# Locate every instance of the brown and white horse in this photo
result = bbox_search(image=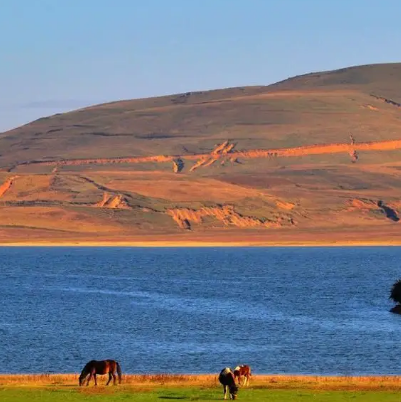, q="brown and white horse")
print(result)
[233,365,251,386]
[218,367,238,400]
